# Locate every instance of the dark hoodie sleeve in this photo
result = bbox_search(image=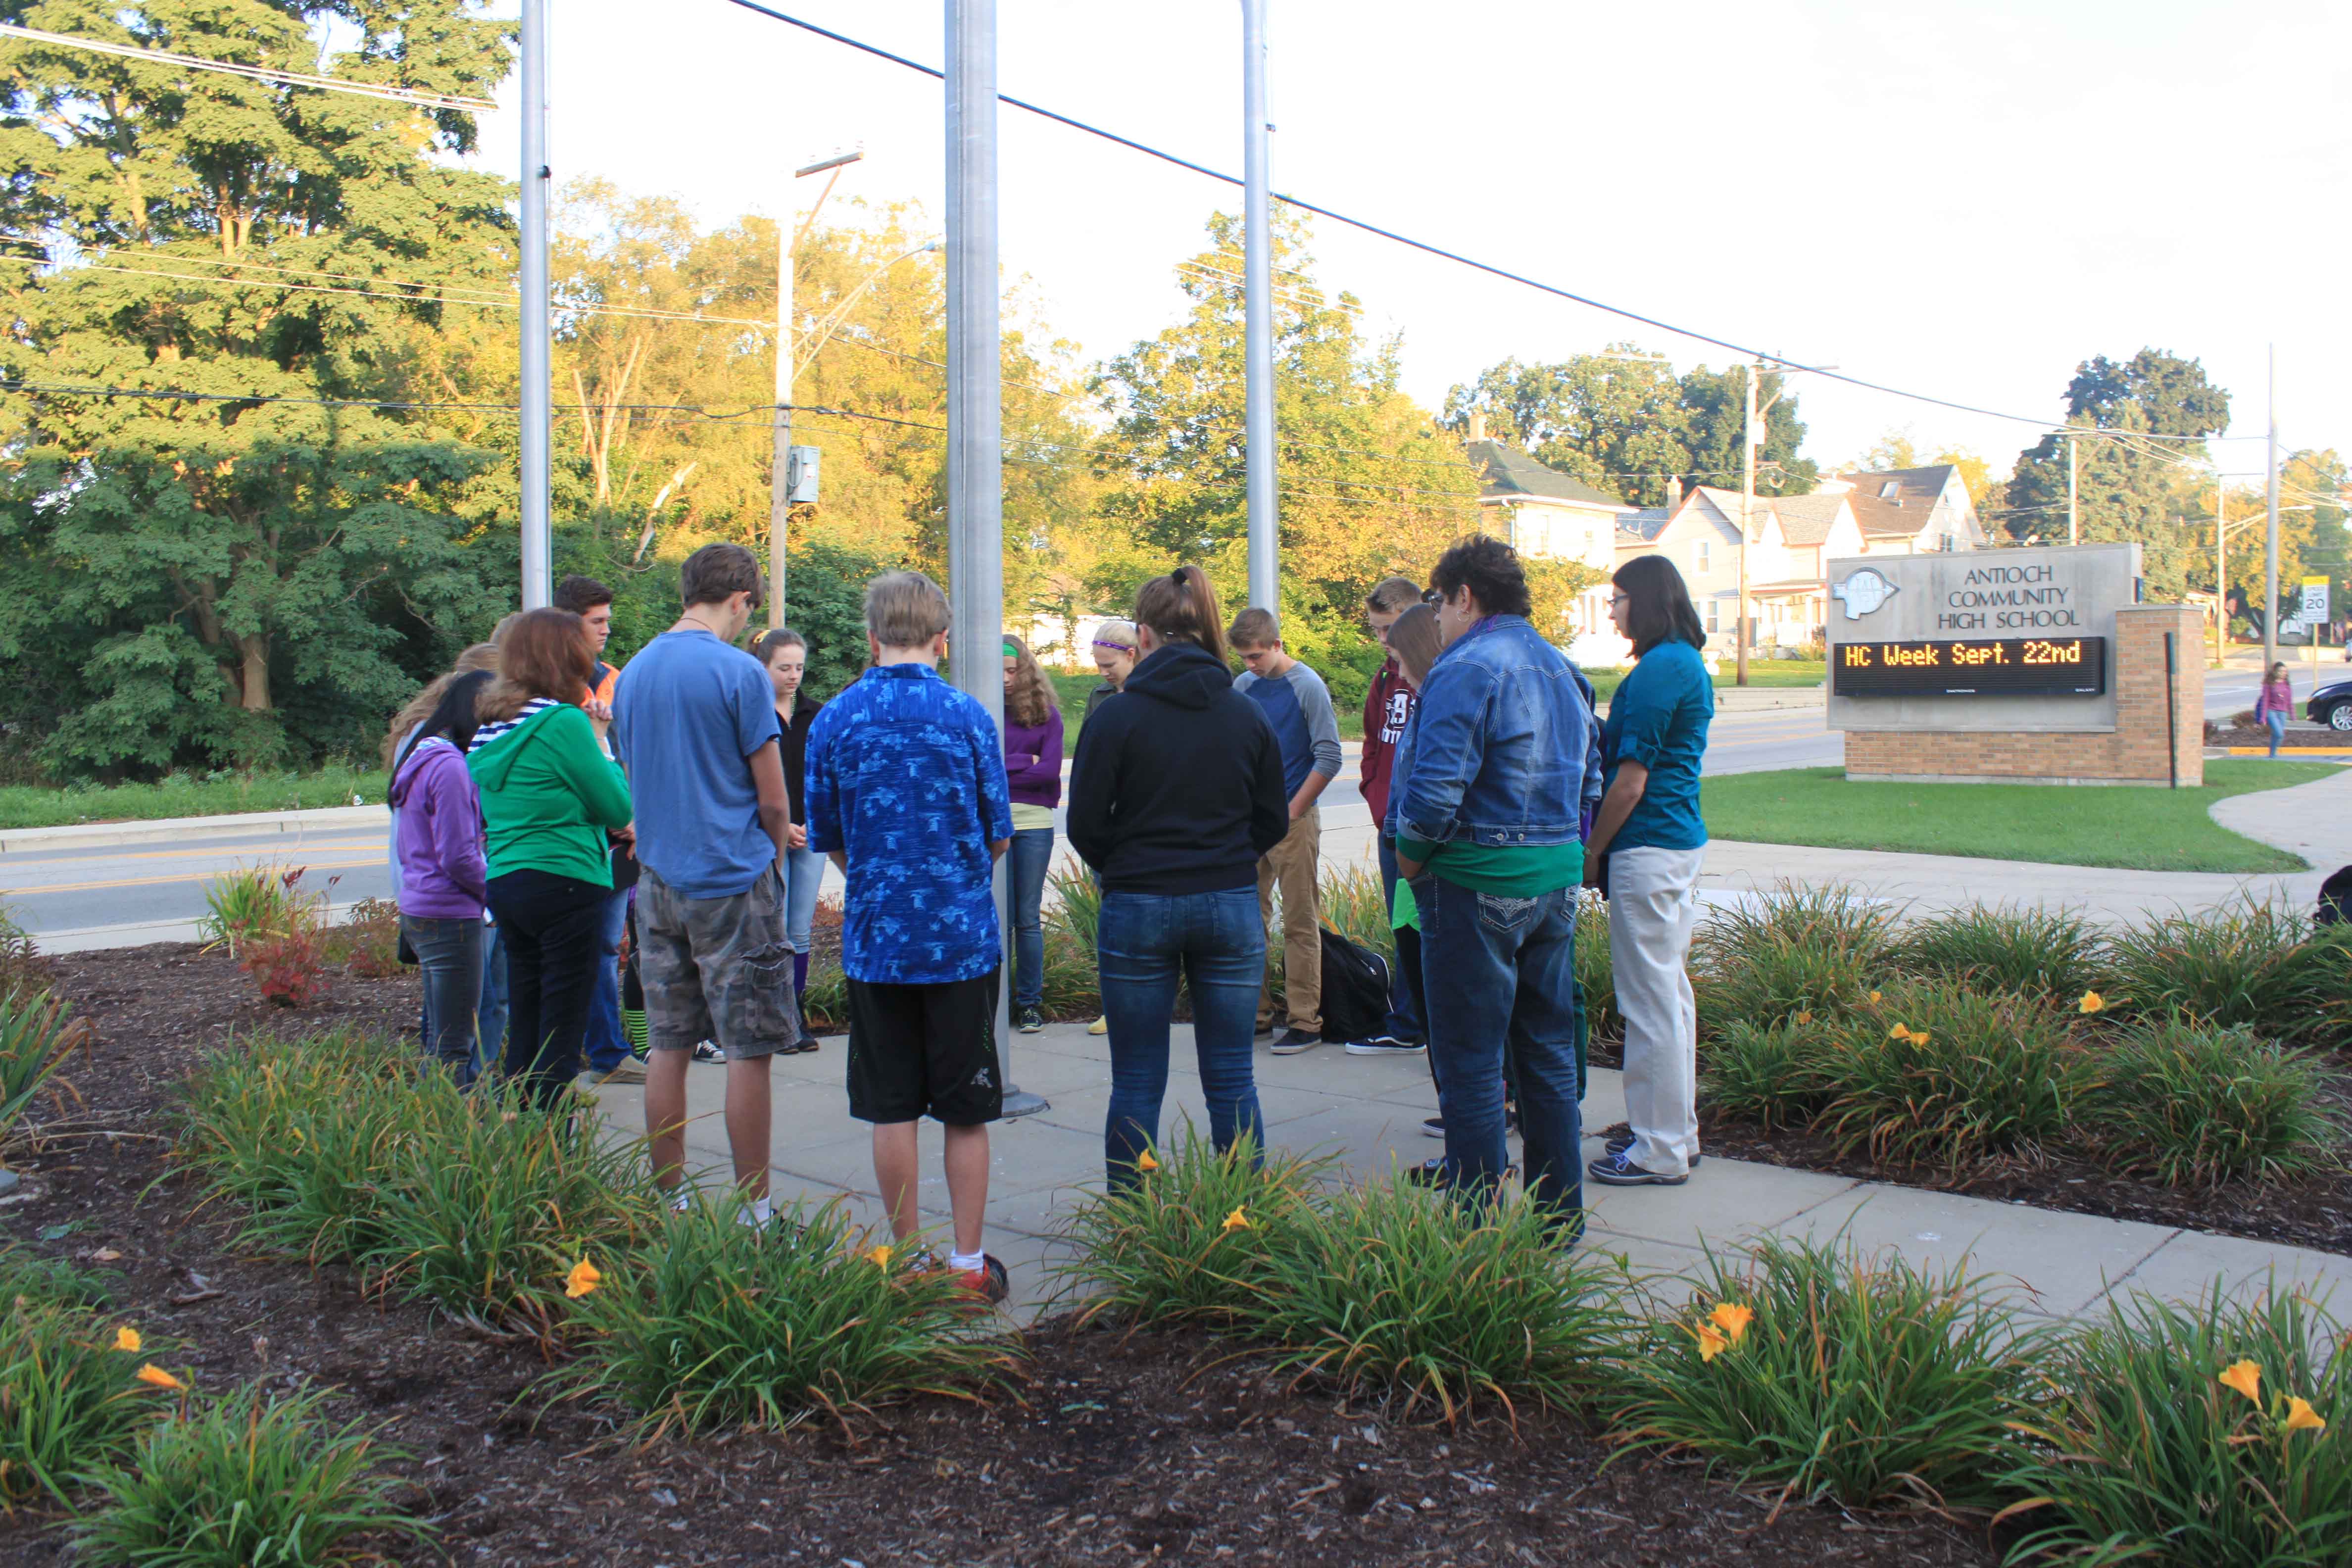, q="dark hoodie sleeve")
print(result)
[1065,707,1115,870]
[1245,706,1289,856]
